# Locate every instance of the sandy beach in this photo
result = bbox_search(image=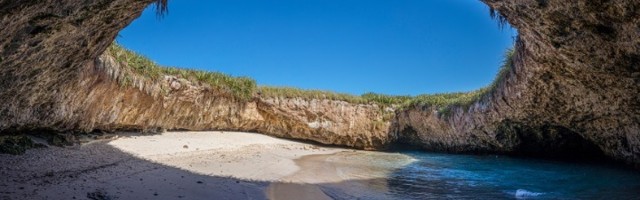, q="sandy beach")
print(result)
[0,131,413,200]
